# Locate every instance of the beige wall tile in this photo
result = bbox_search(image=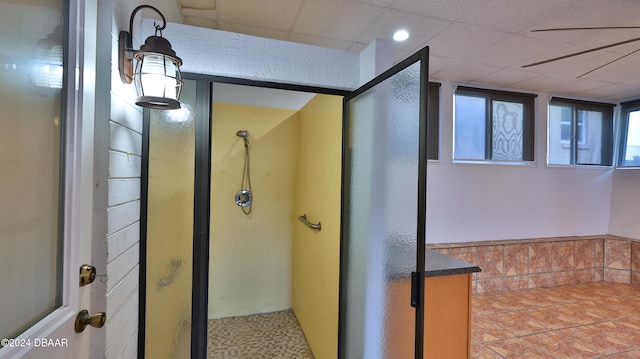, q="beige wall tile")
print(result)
[503,275,528,291]
[553,271,576,286]
[604,268,631,284]
[575,269,596,283]
[504,244,528,276]
[477,277,503,293]
[631,242,640,272]
[448,247,477,266]
[529,242,552,274]
[477,246,503,279]
[574,240,596,269]
[605,239,631,270]
[528,273,553,289]
[552,241,575,271]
